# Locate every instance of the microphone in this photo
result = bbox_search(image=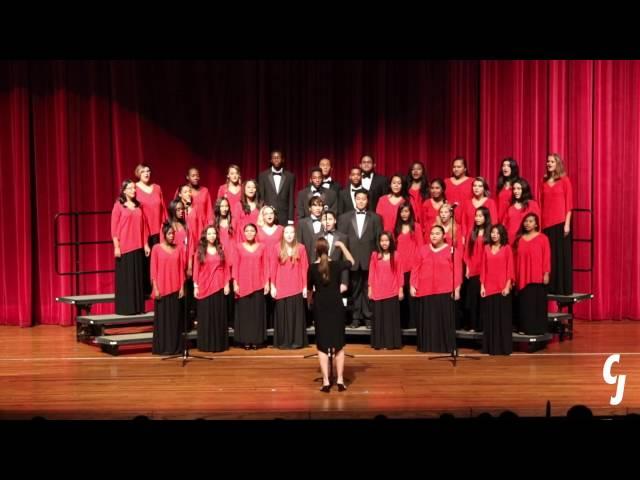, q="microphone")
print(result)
[450,202,459,209]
